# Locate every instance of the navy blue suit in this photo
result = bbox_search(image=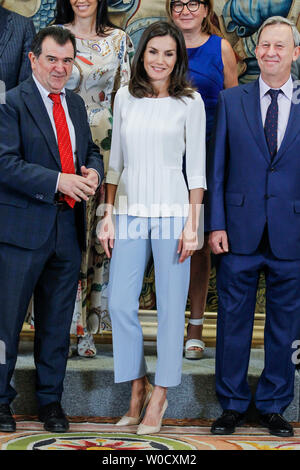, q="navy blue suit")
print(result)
[0,77,103,407]
[206,79,300,414]
[0,6,36,91]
